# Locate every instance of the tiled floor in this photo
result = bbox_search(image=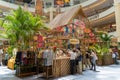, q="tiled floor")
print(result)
[0,64,120,80]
